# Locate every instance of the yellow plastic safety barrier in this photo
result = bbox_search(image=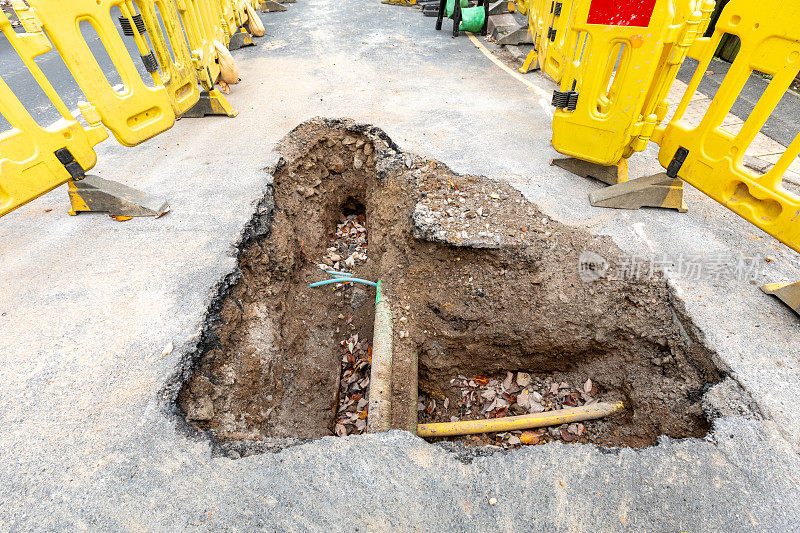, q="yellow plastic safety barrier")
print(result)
[125,0,202,116]
[21,0,176,147]
[1,0,249,219]
[535,0,576,83]
[0,9,108,216]
[550,0,712,166]
[622,0,715,157]
[200,0,229,44]
[526,0,549,41]
[230,0,250,31]
[176,0,226,85]
[233,0,259,46]
[520,0,548,73]
[214,0,238,43]
[212,0,252,46]
[654,0,800,252]
[172,0,238,117]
